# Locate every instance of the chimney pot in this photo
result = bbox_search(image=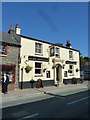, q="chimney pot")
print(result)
[8,25,14,34]
[66,40,72,48]
[15,24,19,28]
[15,24,21,35]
